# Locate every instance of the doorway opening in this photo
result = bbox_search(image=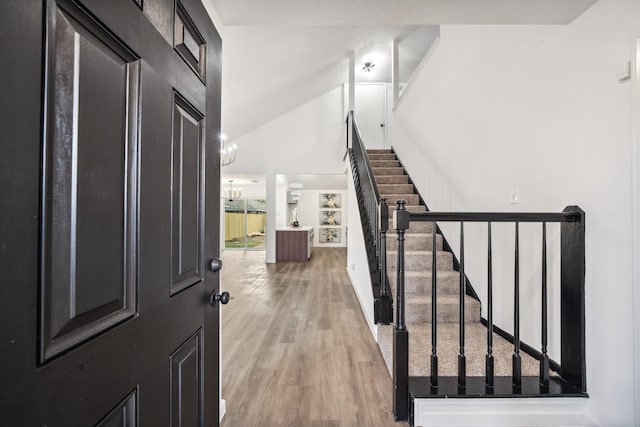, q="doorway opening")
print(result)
[224,198,267,250]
